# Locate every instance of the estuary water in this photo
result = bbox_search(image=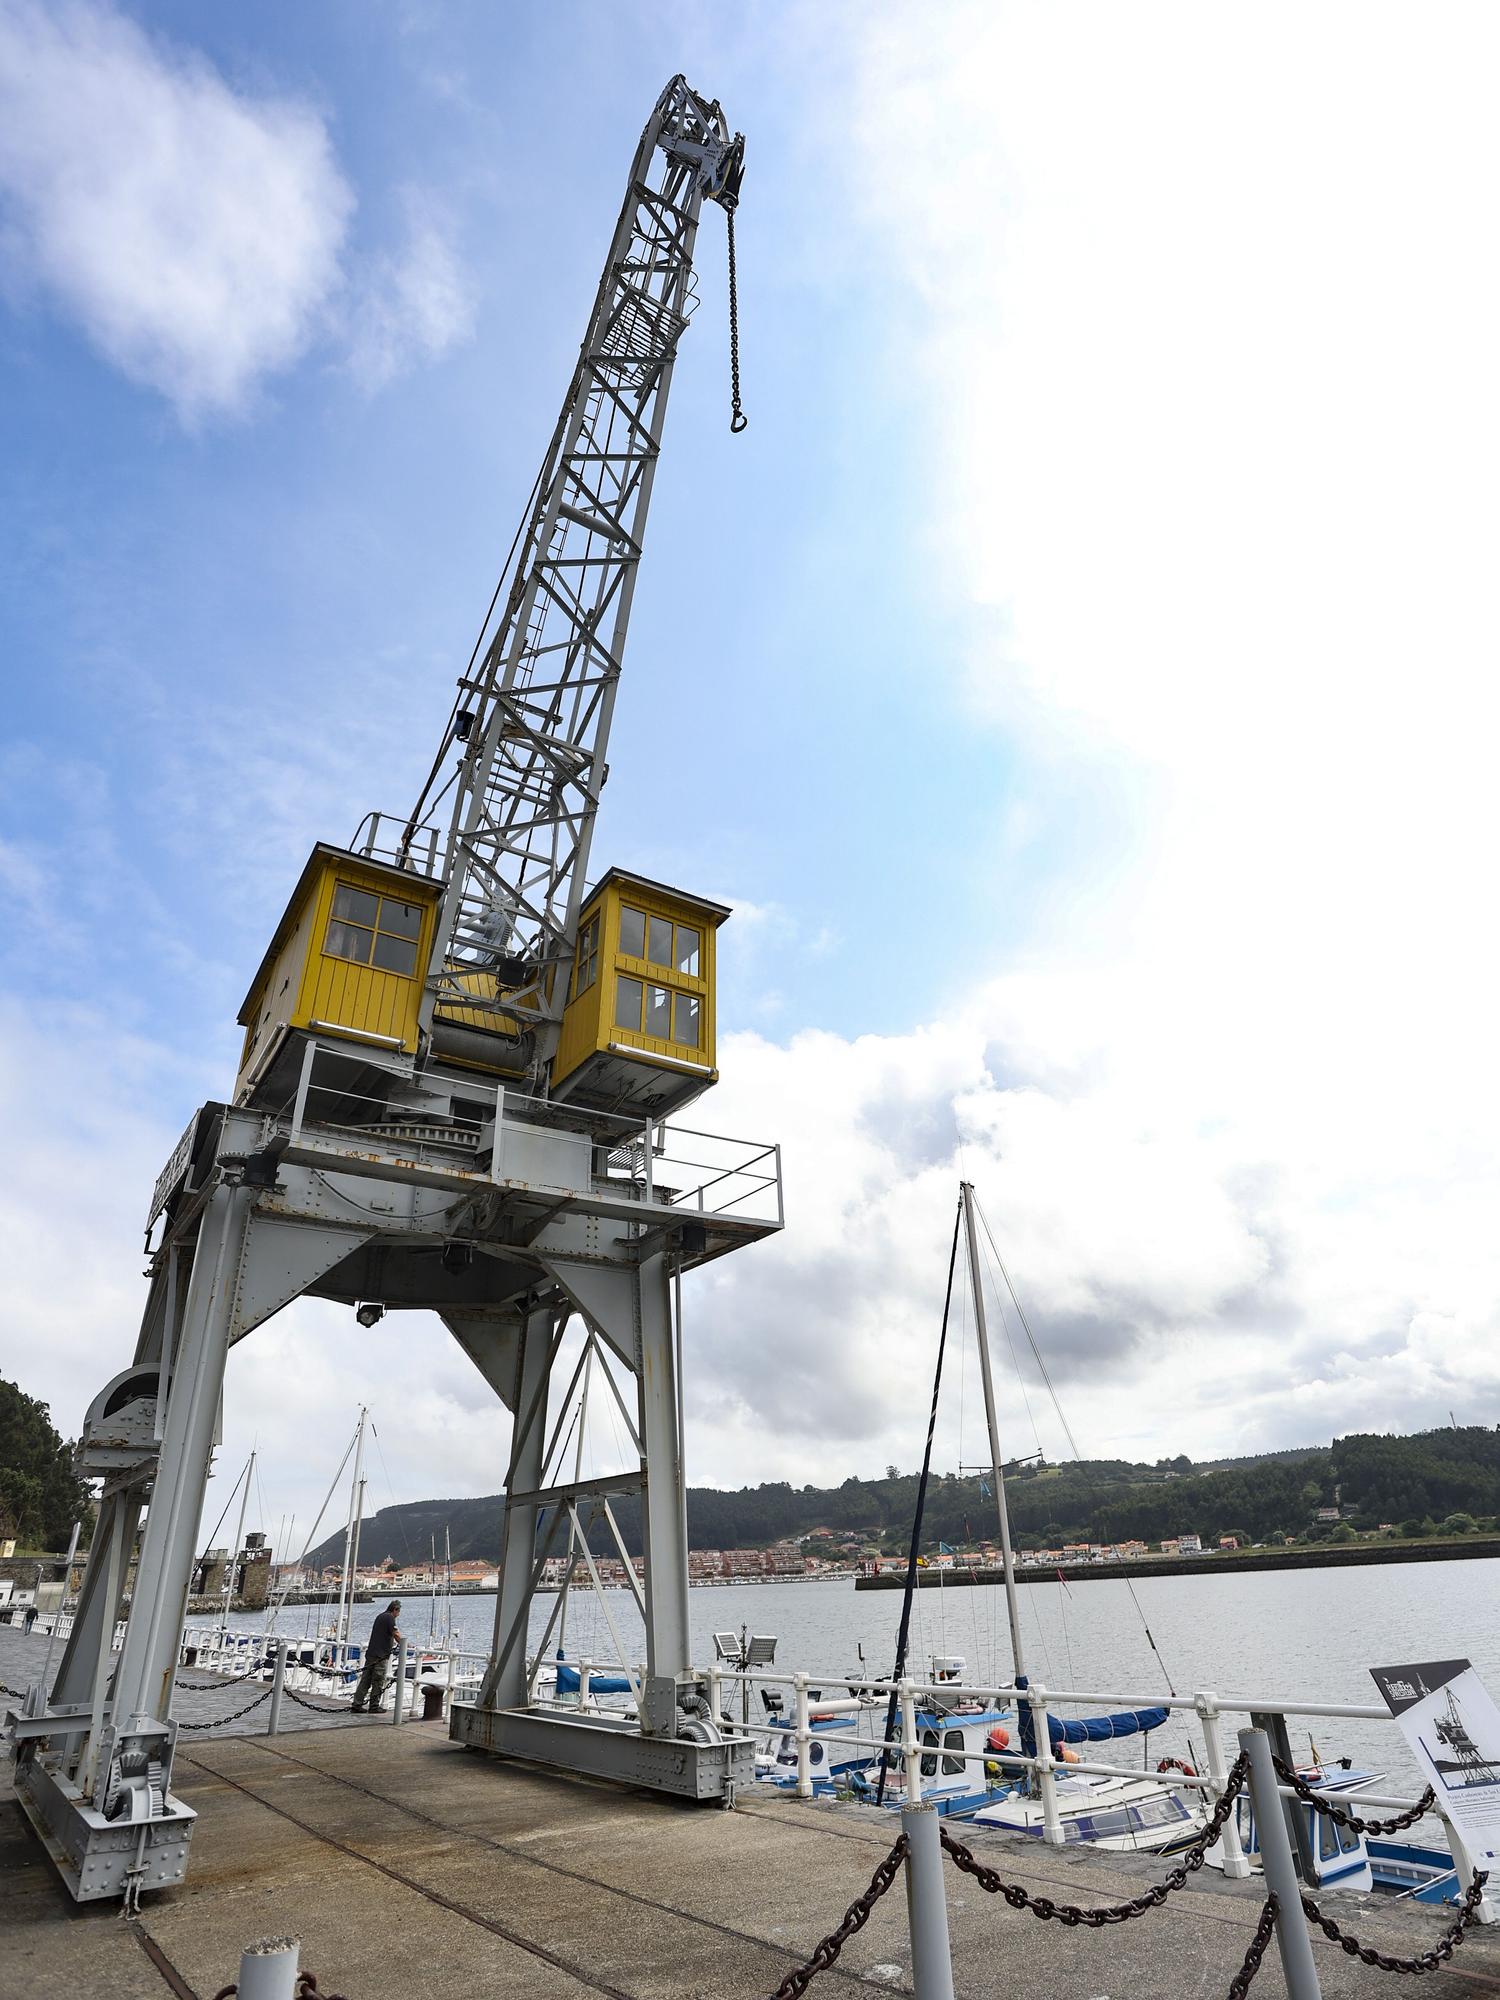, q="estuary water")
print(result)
[211,1555,1500,1791]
